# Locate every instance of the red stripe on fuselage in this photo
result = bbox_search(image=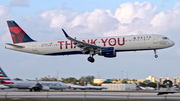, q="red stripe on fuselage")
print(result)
[1,82,14,84]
